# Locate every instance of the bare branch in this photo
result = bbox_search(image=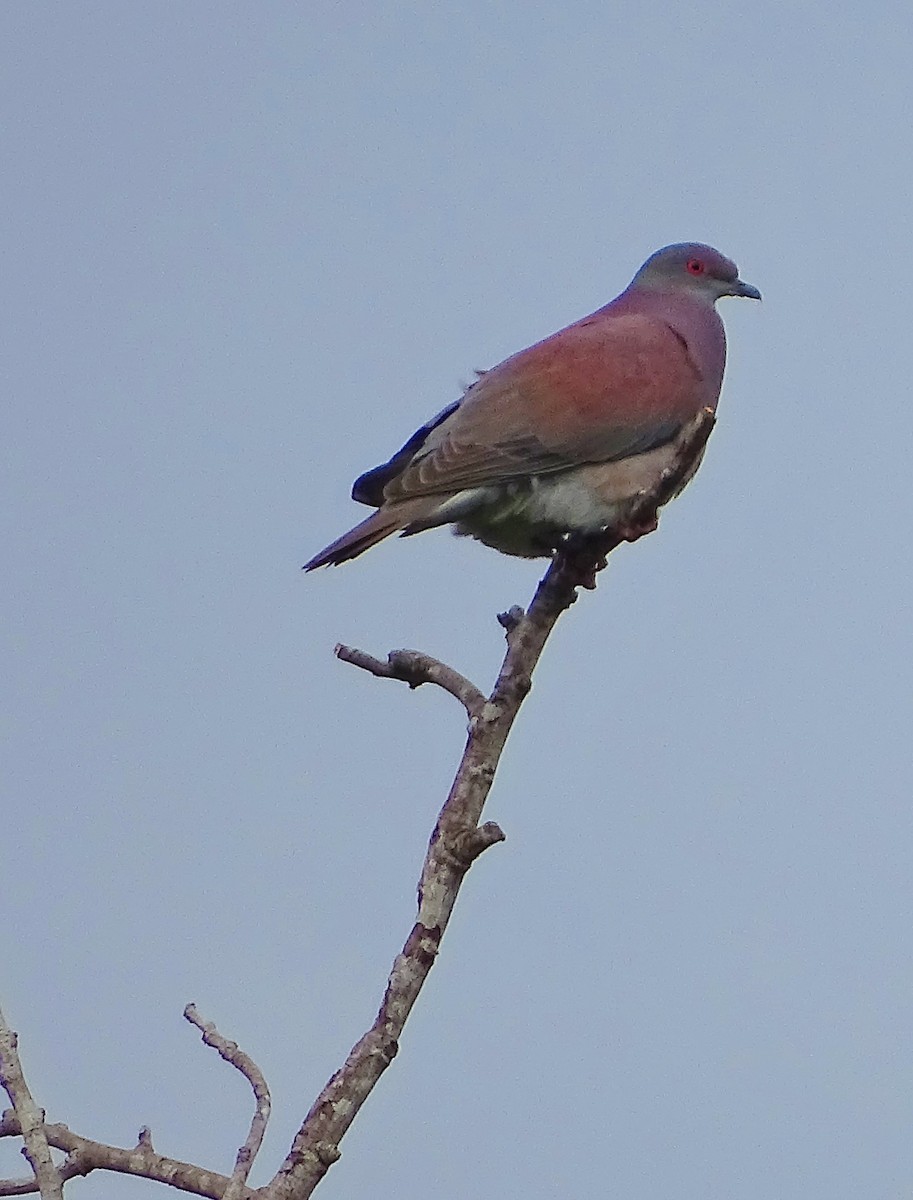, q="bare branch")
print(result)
[183,1006,271,1200]
[0,1007,63,1200]
[268,408,716,1199]
[0,1113,248,1199]
[335,645,486,718]
[0,1005,271,1200]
